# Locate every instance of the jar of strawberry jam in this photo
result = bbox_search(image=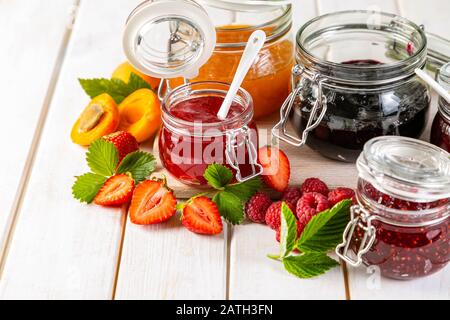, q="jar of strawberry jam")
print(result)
[159,81,261,185]
[122,1,262,185]
[336,136,450,280]
[273,11,433,162]
[430,62,450,152]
